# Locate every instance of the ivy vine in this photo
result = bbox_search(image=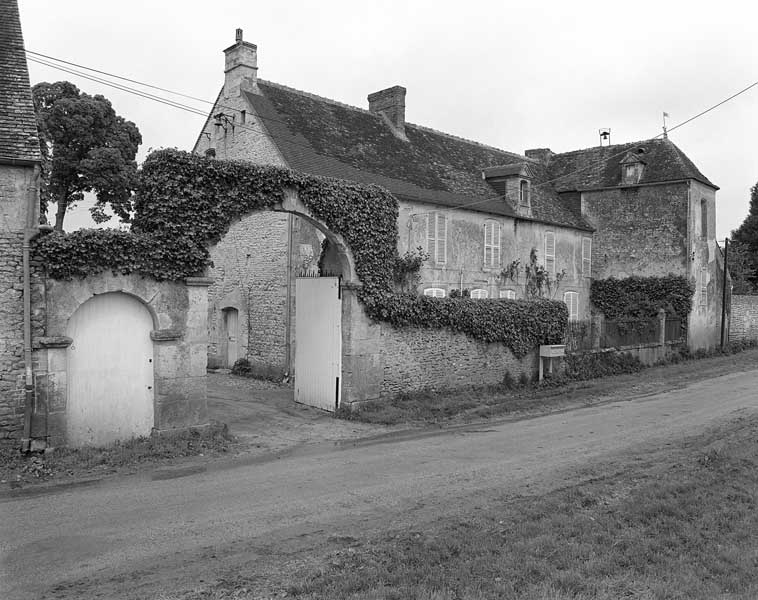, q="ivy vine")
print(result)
[33,149,567,355]
[590,275,694,320]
